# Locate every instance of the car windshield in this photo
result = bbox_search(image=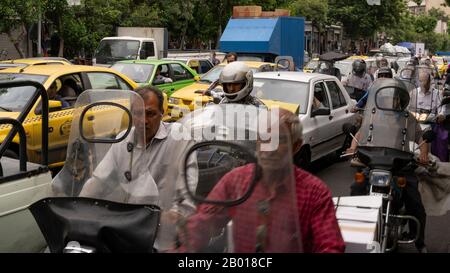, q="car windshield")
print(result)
[252,78,309,114]
[111,63,154,83]
[95,40,140,64]
[0,73,48,112]
[200,66,259,83]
